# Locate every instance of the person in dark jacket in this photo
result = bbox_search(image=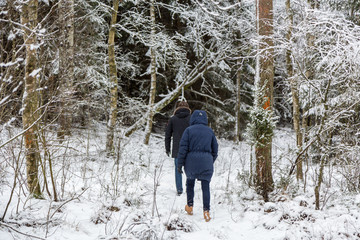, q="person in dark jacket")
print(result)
[165,101,191,195]
[177,110,218,222]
